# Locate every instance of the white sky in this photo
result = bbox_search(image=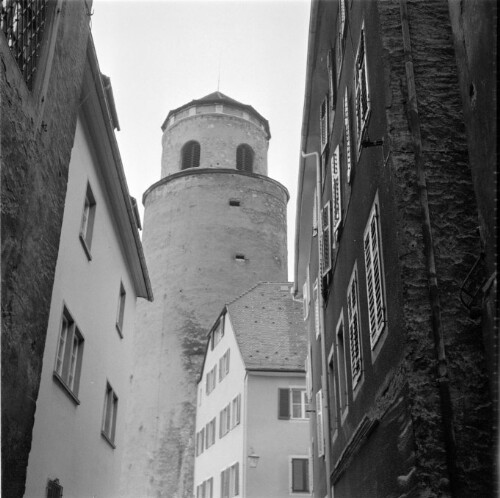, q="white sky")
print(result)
[90,0,311,279]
